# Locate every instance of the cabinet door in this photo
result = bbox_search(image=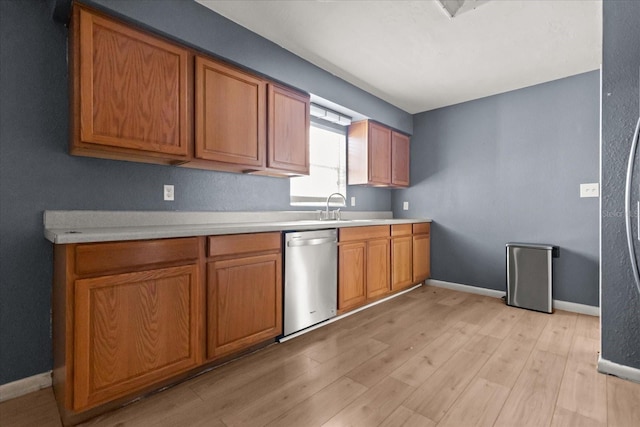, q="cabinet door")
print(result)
[268,84,310,175]
[367,238,391,299]
[368,122,392,185]
[338,242,367,311]
[73,265,200,411]
[195,56,266,168]
[74,6,189,159]
[392,236,413,290]
[413,234,431,283]
[391,132,410,187]
[207,254,282,360]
